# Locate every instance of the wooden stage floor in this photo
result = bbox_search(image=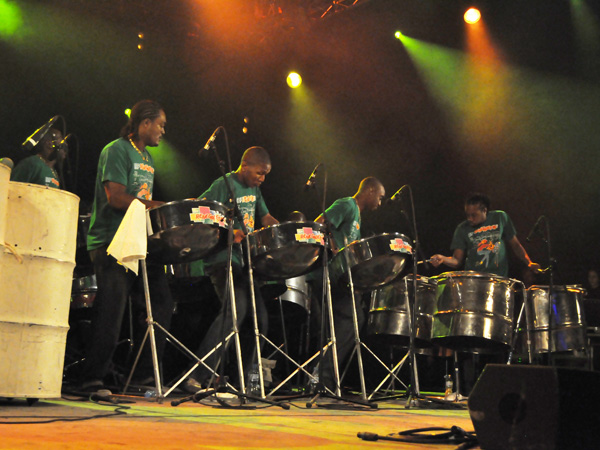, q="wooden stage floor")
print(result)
[0,391,475,449]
